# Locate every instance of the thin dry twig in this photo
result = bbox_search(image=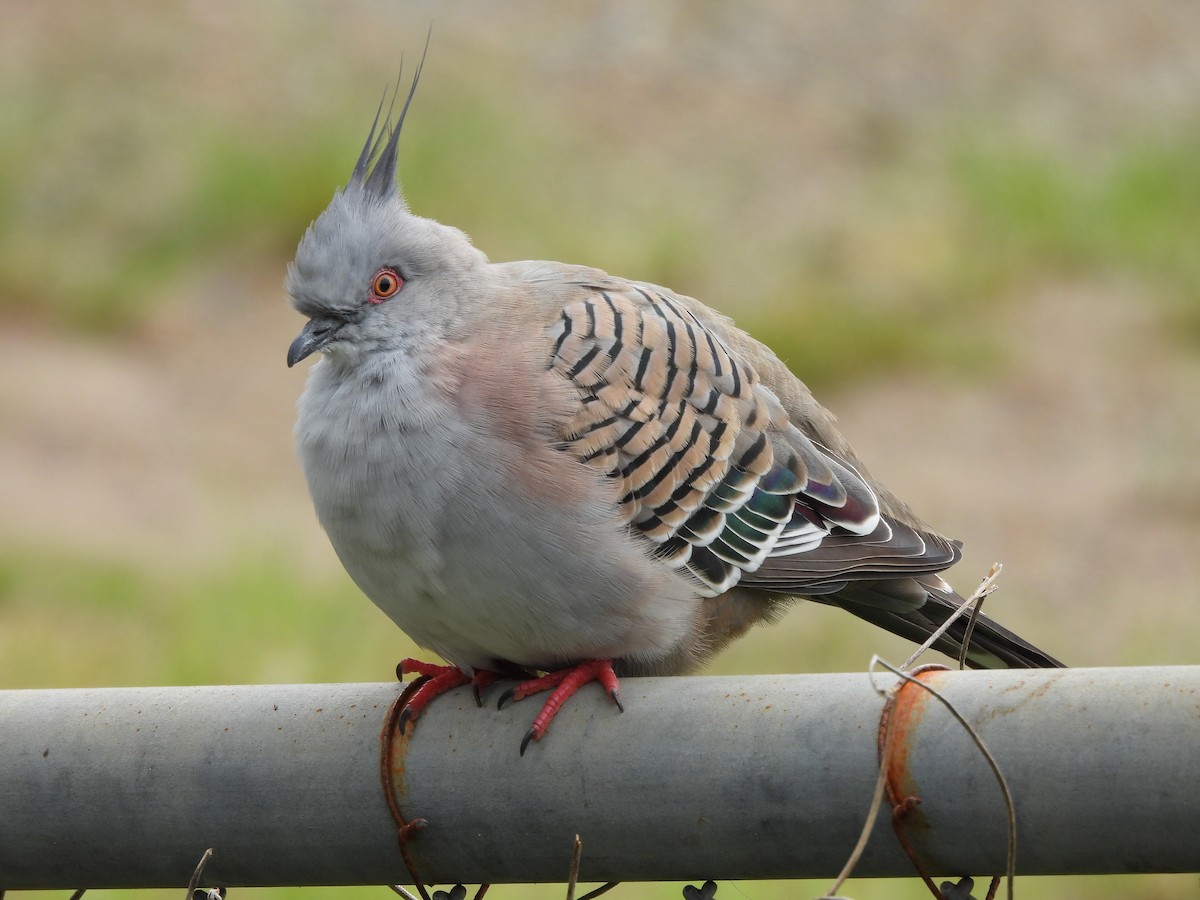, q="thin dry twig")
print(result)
[565,832,619,900]
[957,565,1003,670]
[389,886,423,900]
[903,564,1003,672]
[566,834,584,900]
[575,884,619,900]
[185,848,214,900]
[957,598,985,671]
[68,891,87,900]
[819,746,891,899]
